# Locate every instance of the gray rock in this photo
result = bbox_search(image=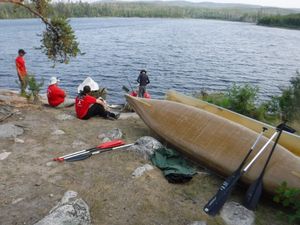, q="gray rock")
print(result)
[46,162,55,167]
[187,222,207,225]
[11,198,24,205]
[51,129,65,135]
[98,128,123,142]
[129,136,162,159]
[34,190,91,225]
[56,114,75,121]
[132,164,154,178]
[220,201,255,225]
[0,151,11,160]
[14,138,24,143]
[0,123,24,138]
